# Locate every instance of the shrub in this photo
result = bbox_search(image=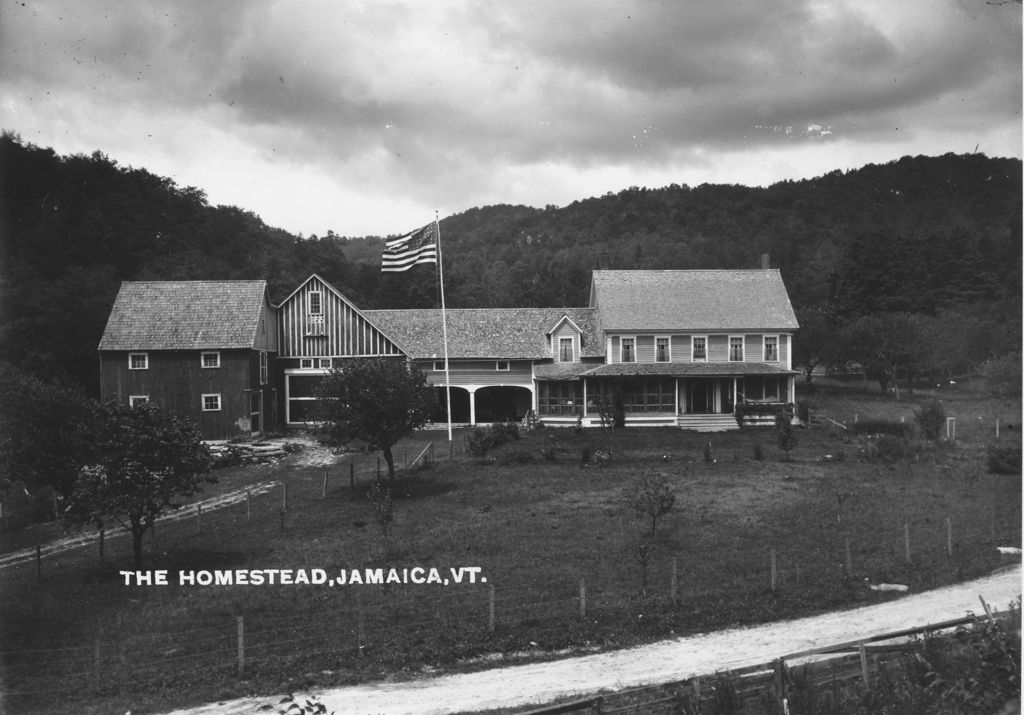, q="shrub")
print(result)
[861,434,910,463]
[915,398,947,440]
[796,399,812,423]
[775,413,797,461]
[465,423,519,457]
[987,445,1022,475]
[850,419,913,438]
